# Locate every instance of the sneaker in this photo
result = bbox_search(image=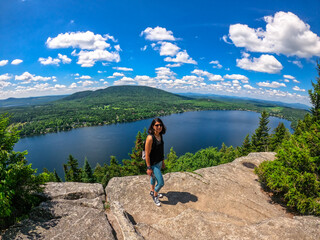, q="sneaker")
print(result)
[153,196,161,207]
[150,191,163,198]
